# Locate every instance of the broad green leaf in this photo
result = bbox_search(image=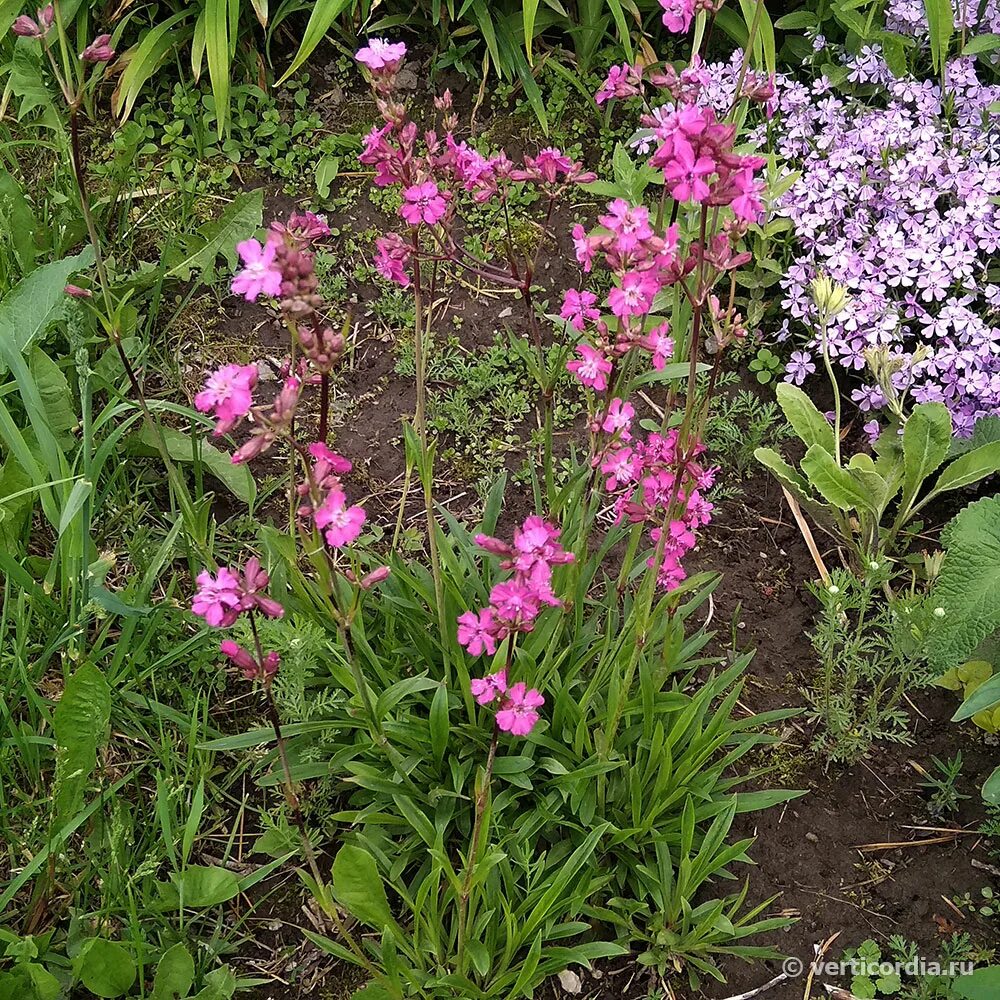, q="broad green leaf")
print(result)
[129,424,255,505]
[0,249,94,366]
[953,966,1000,998]
[927,497,1000,670]
[901,402,951,509]
[930,441,1000,496]
[163,188,263,281]
[190,965,237,1000]
[29,348,77,439]
[332,844,393,929]
[166,865,241,908]
[953,672,1000,721]
[800,444,874,512]
[151,944,195,1000]
[75,940,137,999]
[53,663,111,829]
[983,768,1000,806]
[775,383,835,455]
[963,31,1000,54]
